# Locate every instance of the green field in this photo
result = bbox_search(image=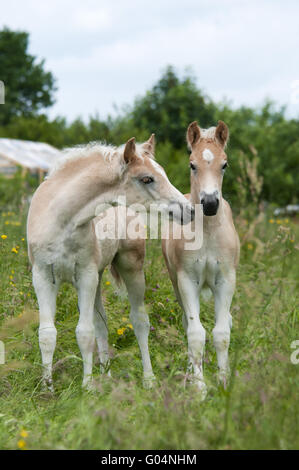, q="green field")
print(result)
[0,205,298,450]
